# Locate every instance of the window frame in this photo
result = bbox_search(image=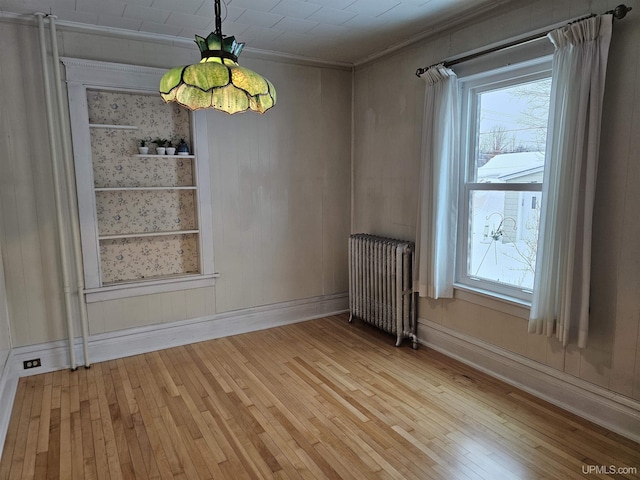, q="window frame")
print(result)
[455,57,552,303]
